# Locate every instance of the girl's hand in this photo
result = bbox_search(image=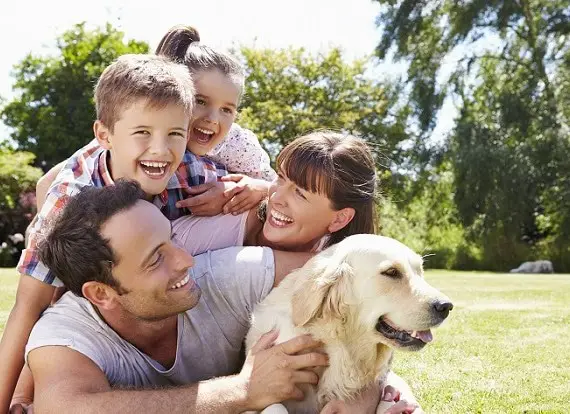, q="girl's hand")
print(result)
[221,174,270,215]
